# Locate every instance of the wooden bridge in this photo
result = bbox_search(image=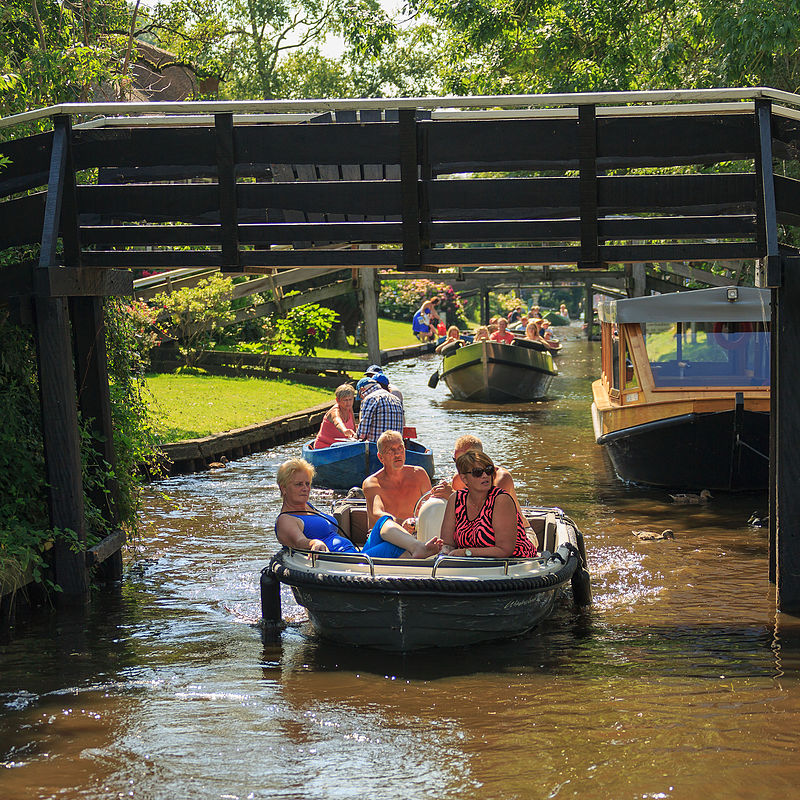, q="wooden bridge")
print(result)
[1,88,799,609]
